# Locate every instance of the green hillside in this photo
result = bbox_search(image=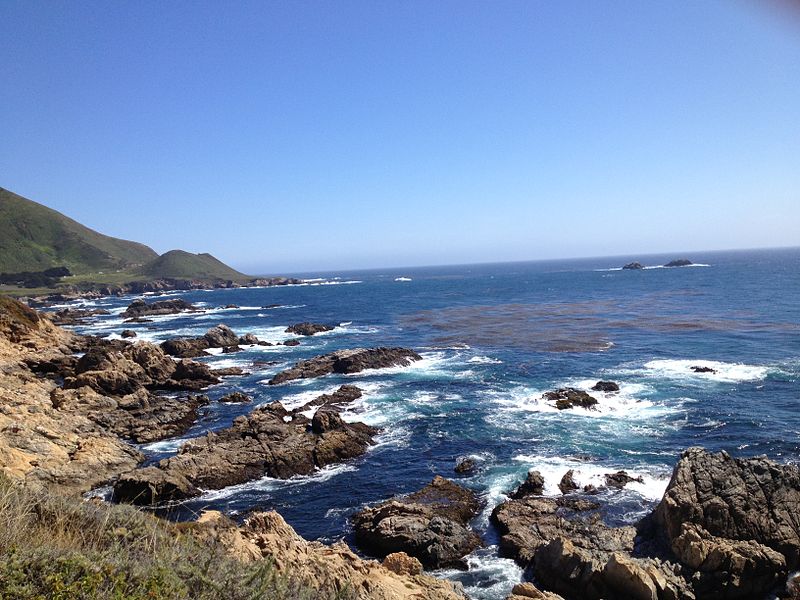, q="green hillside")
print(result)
[0,188,158,274]
[139,250,250,281]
